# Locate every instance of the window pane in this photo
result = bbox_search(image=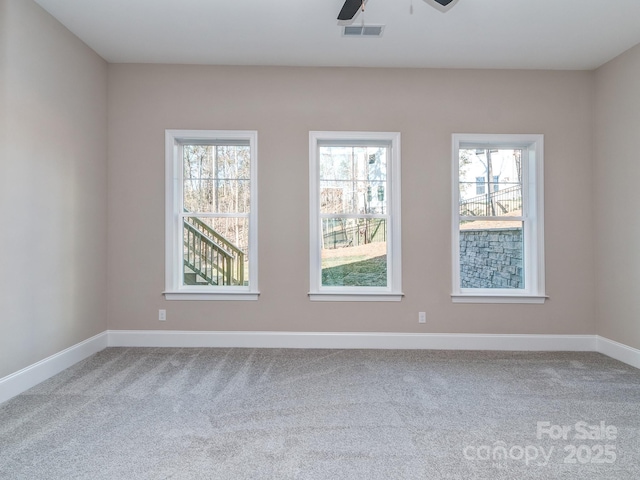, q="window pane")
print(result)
[183,216,249,287]
[320,180,386,214]
[459,149,522,217]
[183,145,213,212]
[183,145,214,179]
[321,218,387,287]
[214,145,251,180]
[183,144,251,213]
[183,178,213,212]
[213,179,250,213]
[459,220,523,289]
[319,146,387,215]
